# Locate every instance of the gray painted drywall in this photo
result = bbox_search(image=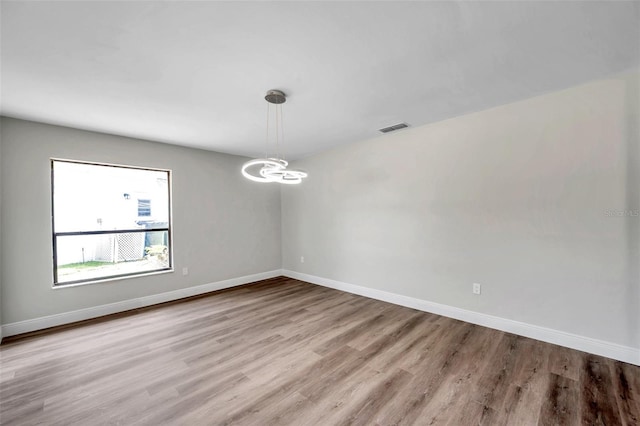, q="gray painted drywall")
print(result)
[627,72,640,349]
[282,71,640,349]
[0,117,281,324]
[0,118,3,336]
